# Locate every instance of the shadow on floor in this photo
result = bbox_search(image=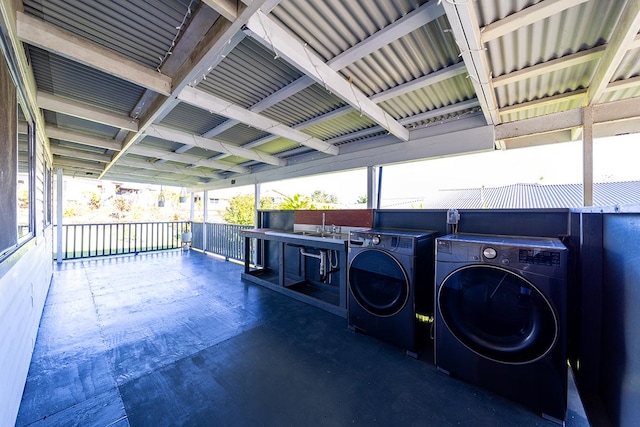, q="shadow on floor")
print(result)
[17,250,590,426]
